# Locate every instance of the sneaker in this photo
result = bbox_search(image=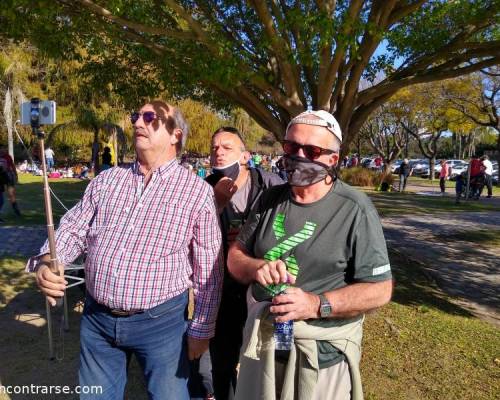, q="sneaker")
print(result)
[205,395,216,400]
